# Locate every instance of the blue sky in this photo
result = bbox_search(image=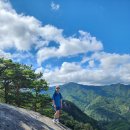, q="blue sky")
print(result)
[0,0,130,86]
[10,0,130,53]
